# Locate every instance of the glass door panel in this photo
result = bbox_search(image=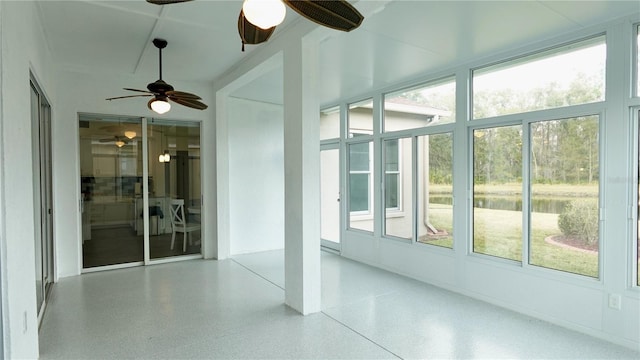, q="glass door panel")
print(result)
[31,76,54,320]
[321,147,340,250]
[80,115,143,268]
[148,119,201,260]
[30,83,44,311]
